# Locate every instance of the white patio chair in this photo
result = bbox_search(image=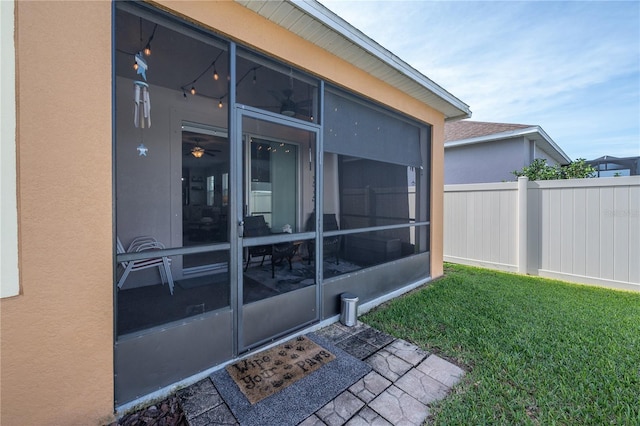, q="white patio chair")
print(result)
[116,236,175,295]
